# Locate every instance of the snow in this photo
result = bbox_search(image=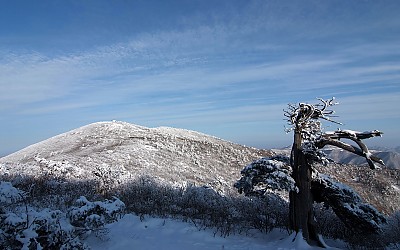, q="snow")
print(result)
[0,181,24,203]
[341,130,359,137]
[4,212,26,226]
[87,214,344,250]
[1,121,396,249]
[0,121,267,194]
[235,156,296,195]
[392,185,400,192]
[279,232,329,250]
